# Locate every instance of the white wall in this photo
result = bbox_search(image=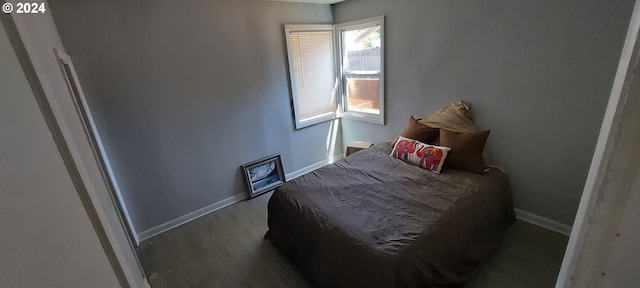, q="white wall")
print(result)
[0,19,120,288]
